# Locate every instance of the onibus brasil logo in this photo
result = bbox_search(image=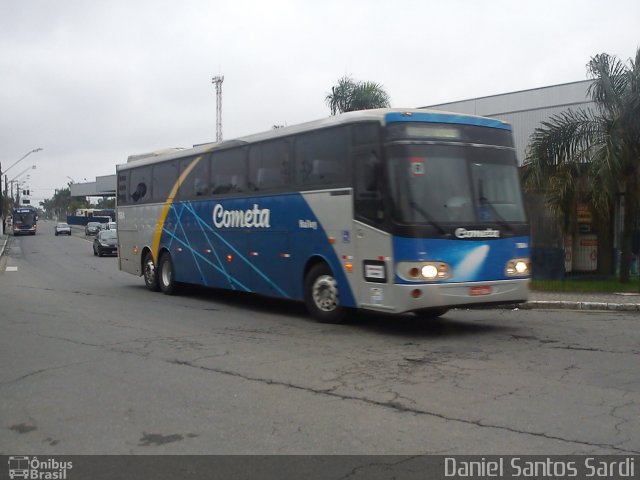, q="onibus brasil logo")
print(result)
[8,456,72,479]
